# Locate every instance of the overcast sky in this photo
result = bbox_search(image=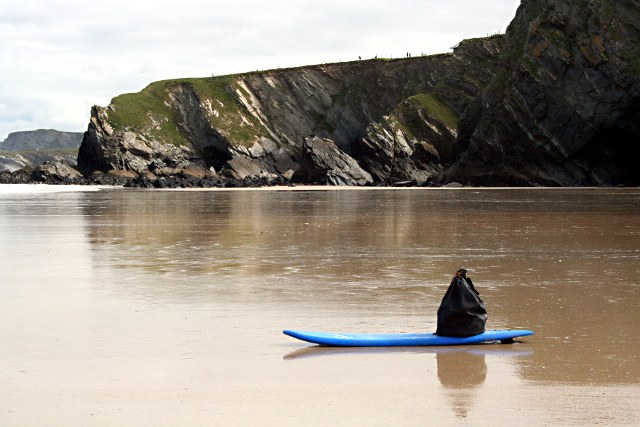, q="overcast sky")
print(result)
[0,0,520,141]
